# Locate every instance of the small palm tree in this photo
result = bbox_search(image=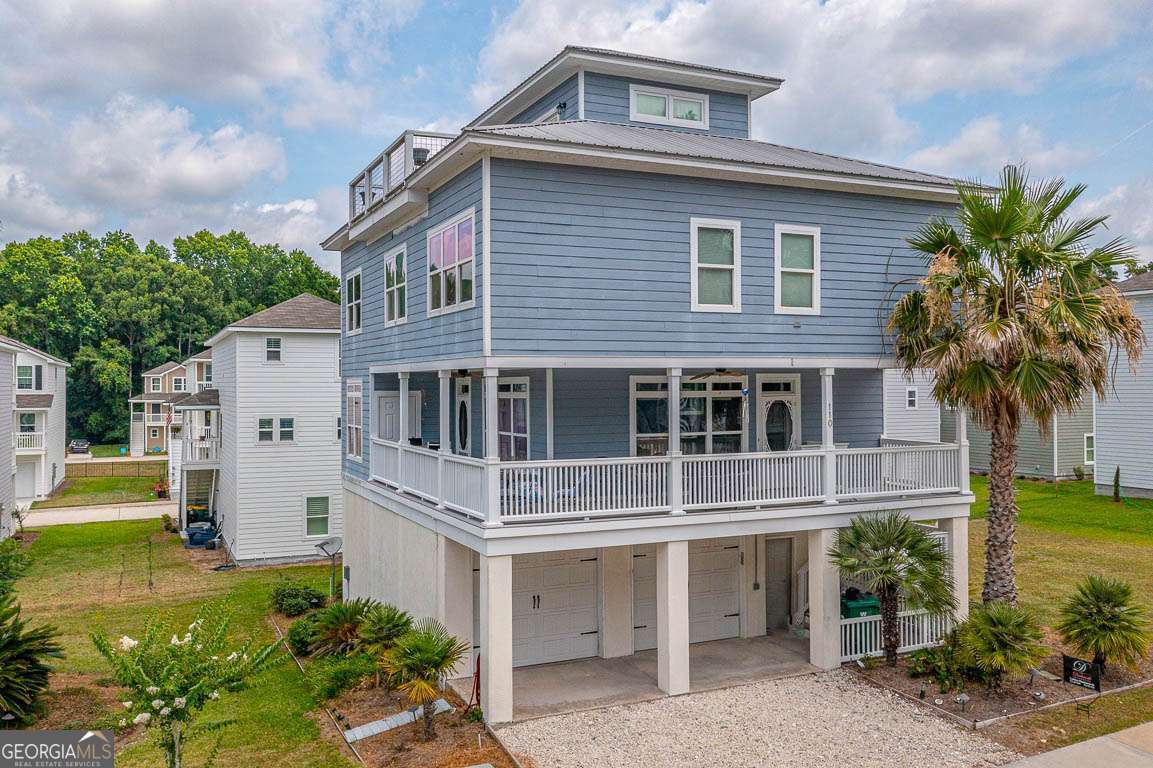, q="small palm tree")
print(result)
[0,593,62,724]
[958,602,1047,689]
[1056,574,1150,674]
[829,512,956,666]
[889,165,1144,605]
[310,598,377,657]
[359,604,412,685]
[381,618,469,740]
